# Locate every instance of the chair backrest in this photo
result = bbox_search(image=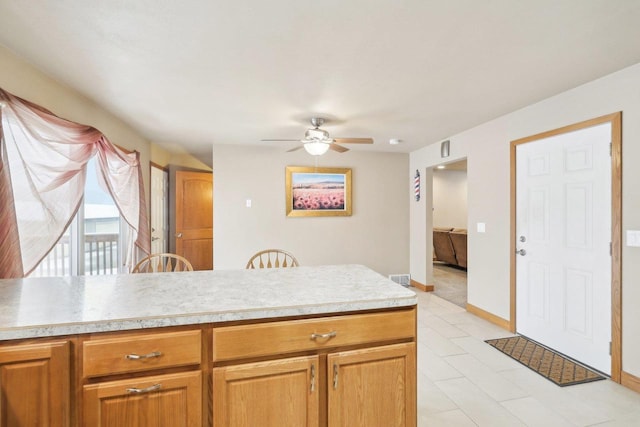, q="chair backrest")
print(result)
[246,249,299,269]
[132,253,194,273]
